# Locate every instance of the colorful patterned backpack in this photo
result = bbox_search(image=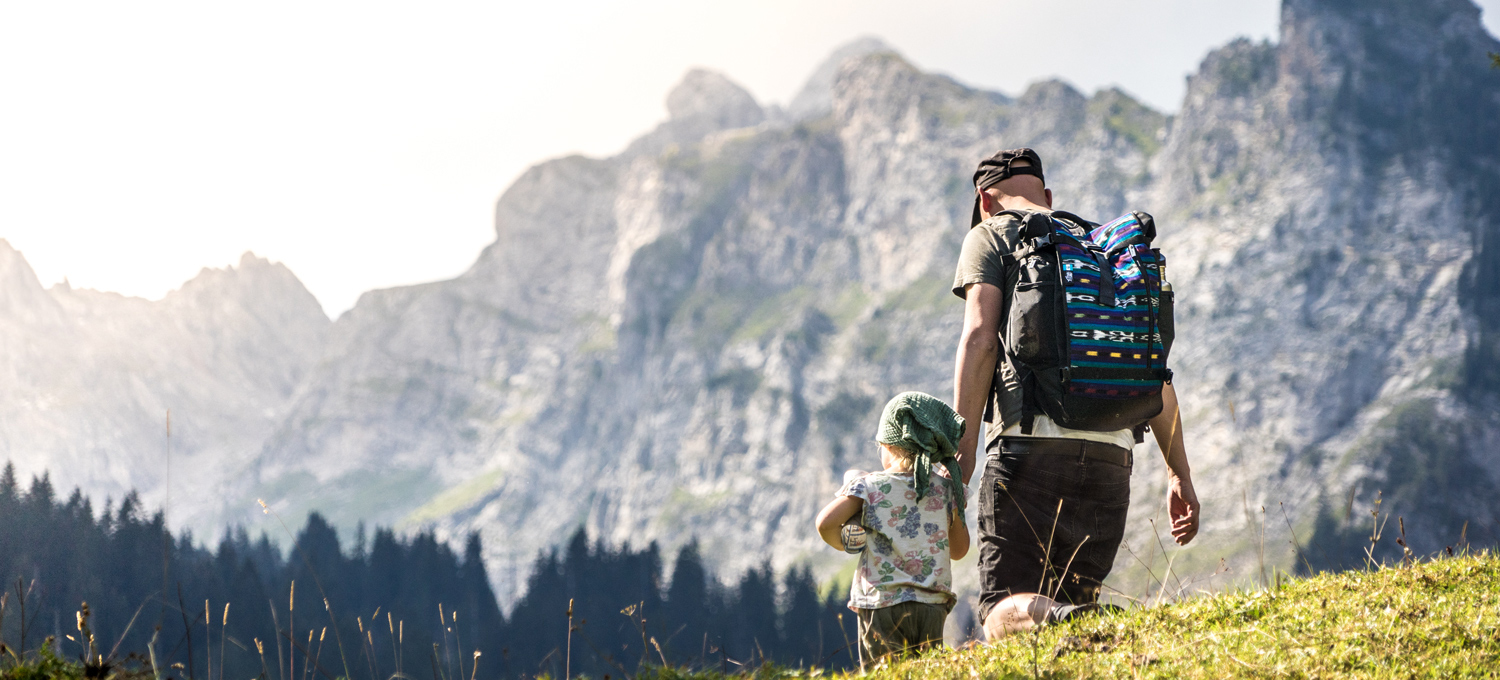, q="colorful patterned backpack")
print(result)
[998,209,1175,434]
